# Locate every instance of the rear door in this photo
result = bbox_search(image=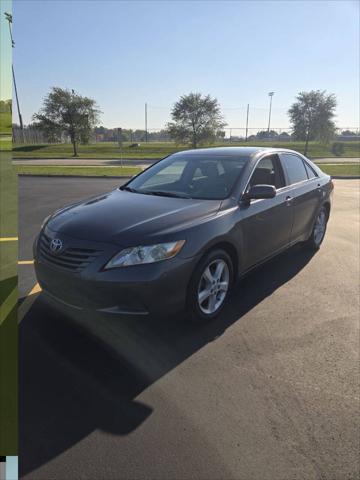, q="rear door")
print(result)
[279,153,321,243]
[240,154,294,270]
